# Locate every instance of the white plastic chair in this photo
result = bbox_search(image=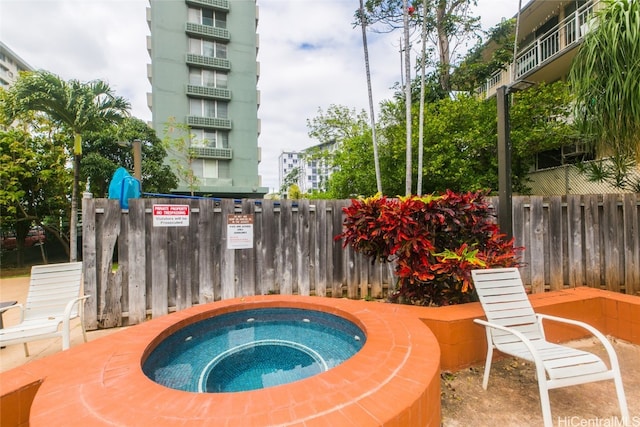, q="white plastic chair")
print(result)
[0,262,89,356]
[471,268,629,427]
